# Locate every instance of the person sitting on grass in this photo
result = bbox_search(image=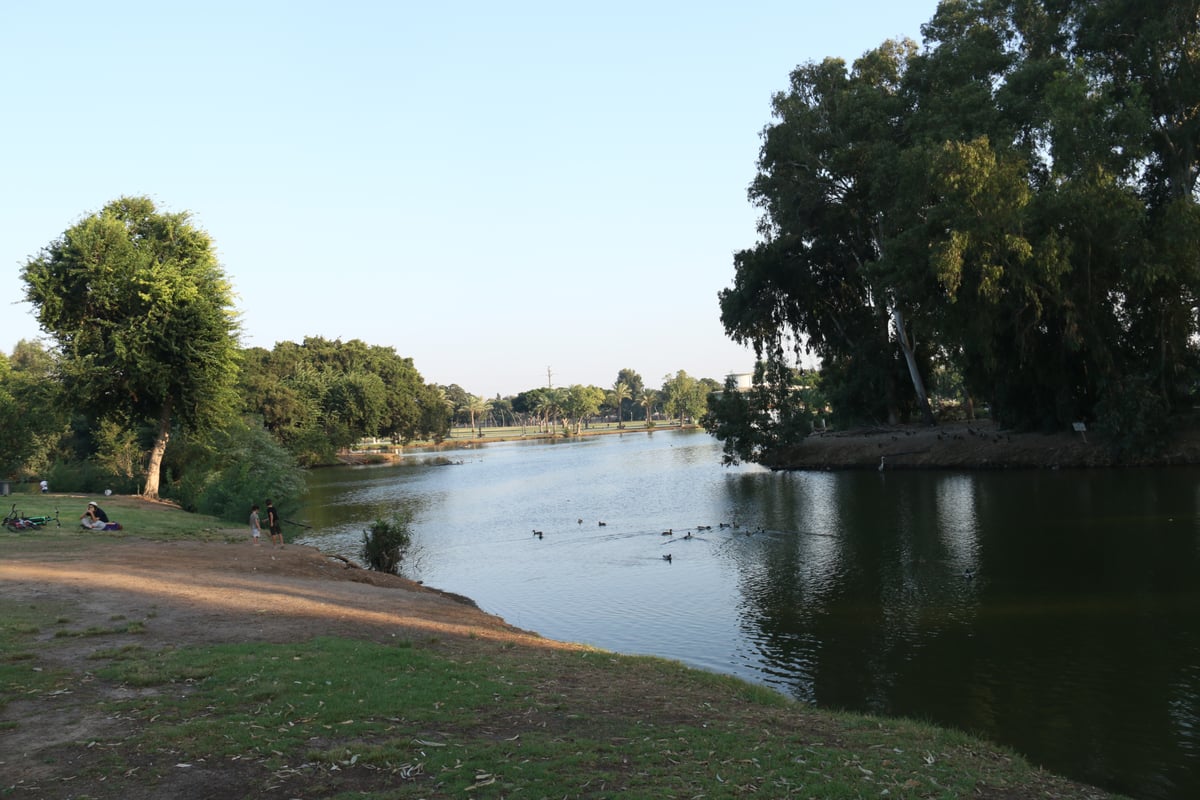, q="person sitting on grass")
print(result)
[80,502,109,530]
